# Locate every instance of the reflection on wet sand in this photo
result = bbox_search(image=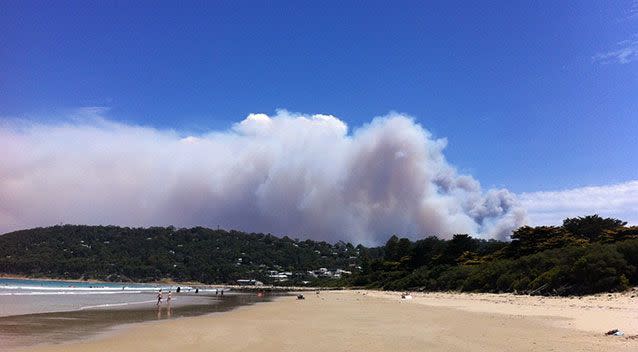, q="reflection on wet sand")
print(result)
[0,293,270,350]
[156,302,173,319]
